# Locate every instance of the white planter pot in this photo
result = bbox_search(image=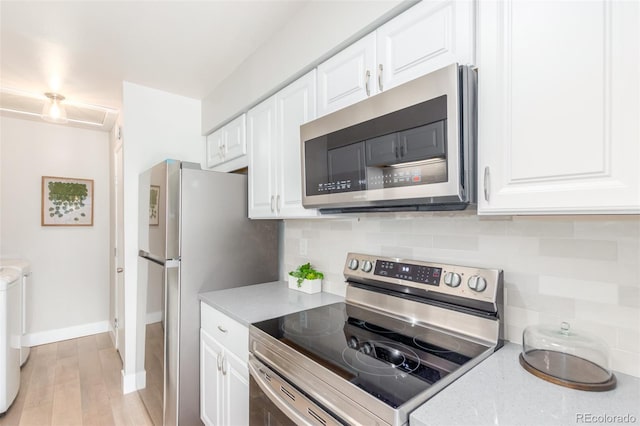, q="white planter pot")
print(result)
[288,276,321,294]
